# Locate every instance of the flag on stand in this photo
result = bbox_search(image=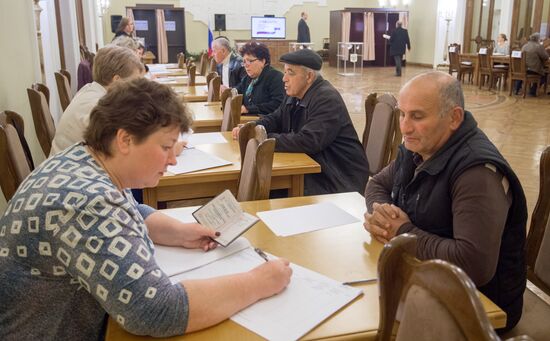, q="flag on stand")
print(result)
[208,19,214,57]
